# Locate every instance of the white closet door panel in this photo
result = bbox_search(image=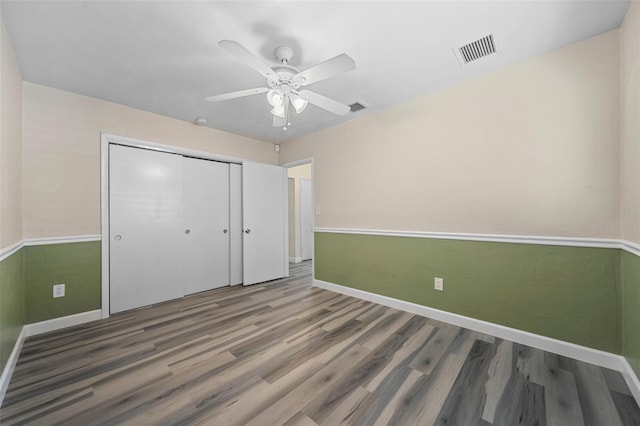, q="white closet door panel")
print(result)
[183,157,229,295]
[109,145,184,314]
[300,178,313,261]
[229,163,243,285]
[242,162,286,285]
